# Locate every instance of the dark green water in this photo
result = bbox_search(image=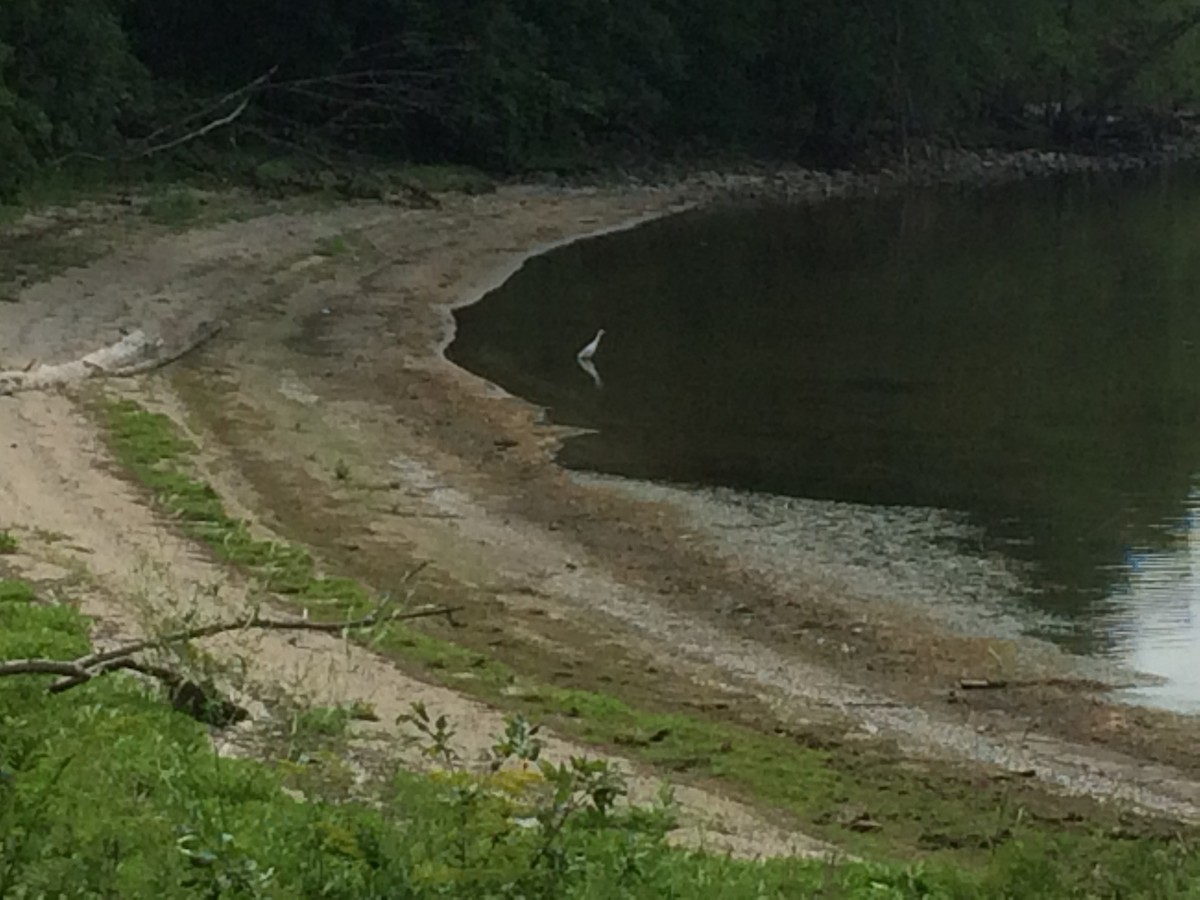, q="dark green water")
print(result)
[449,169,1200,709]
